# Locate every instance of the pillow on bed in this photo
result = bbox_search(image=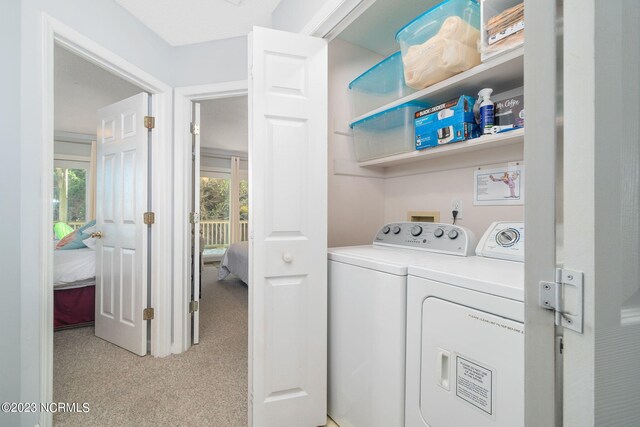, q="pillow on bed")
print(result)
[82,236,97,250]
[56,229,87,250]
[55,220,96,250]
